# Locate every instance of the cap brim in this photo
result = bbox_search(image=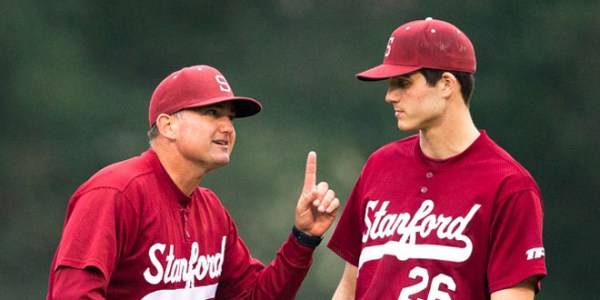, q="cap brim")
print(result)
[183,96,262,118]
[356,64,422,81]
